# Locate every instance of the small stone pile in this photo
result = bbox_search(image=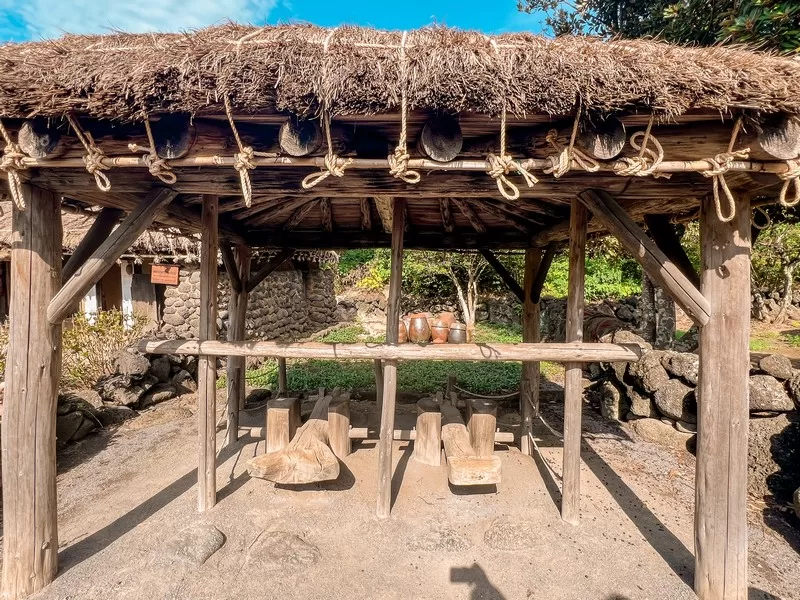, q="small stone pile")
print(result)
[56,350,199,446]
